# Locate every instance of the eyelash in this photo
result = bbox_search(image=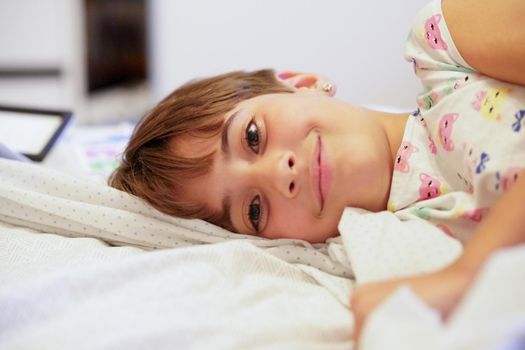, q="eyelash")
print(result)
[248,195,262,232]
[244,117,261,154]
